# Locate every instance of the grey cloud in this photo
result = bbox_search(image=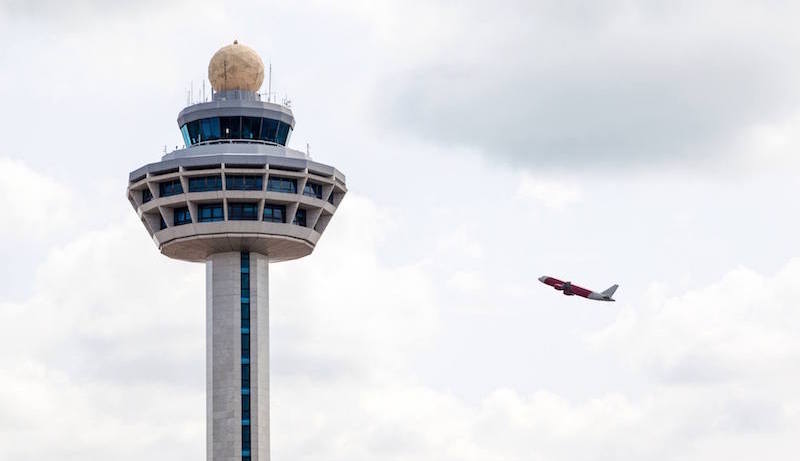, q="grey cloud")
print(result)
[0,0,182,23]
[377,1,800,169]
